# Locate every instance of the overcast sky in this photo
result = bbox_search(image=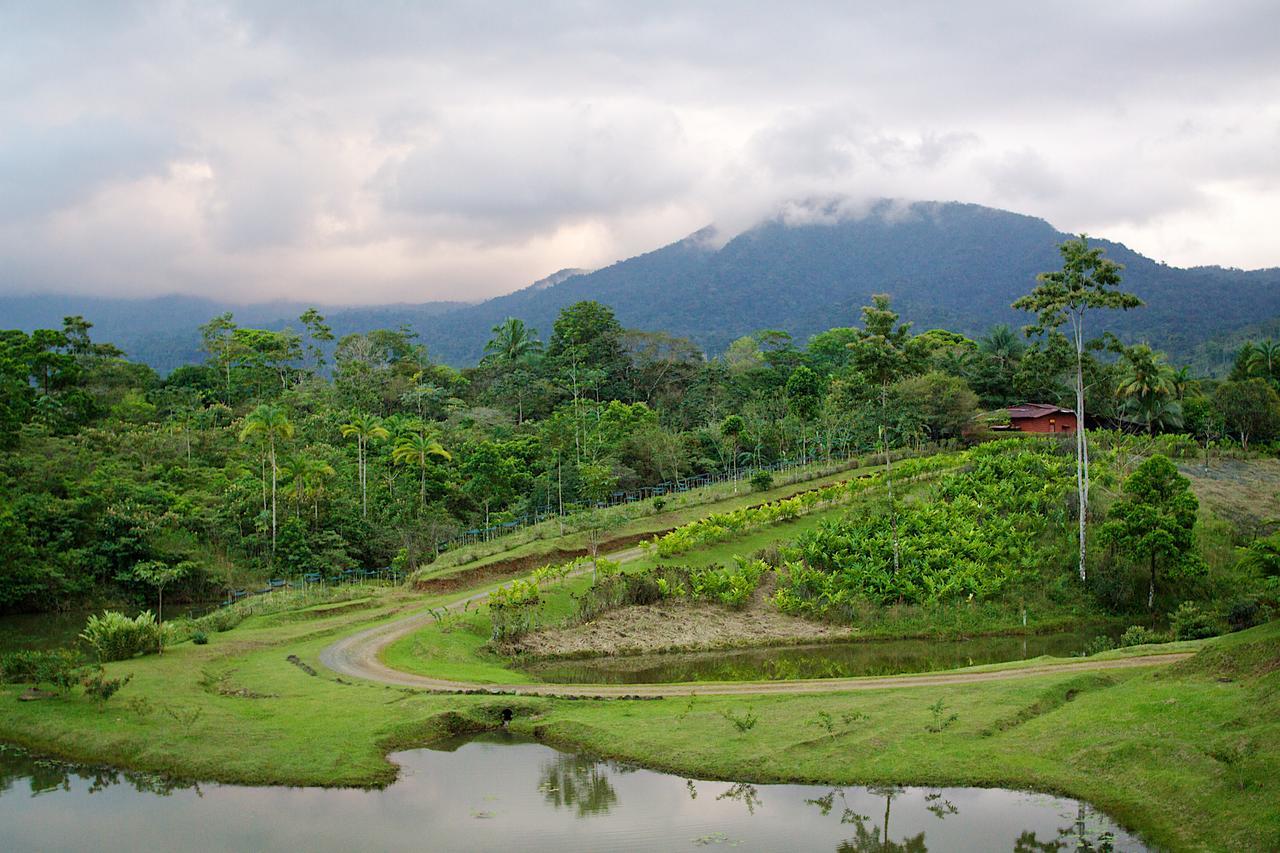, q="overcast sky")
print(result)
[3,1,1278,305]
